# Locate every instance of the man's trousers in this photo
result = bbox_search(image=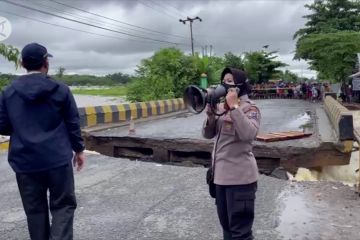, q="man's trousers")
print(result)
[16,163,77,240]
